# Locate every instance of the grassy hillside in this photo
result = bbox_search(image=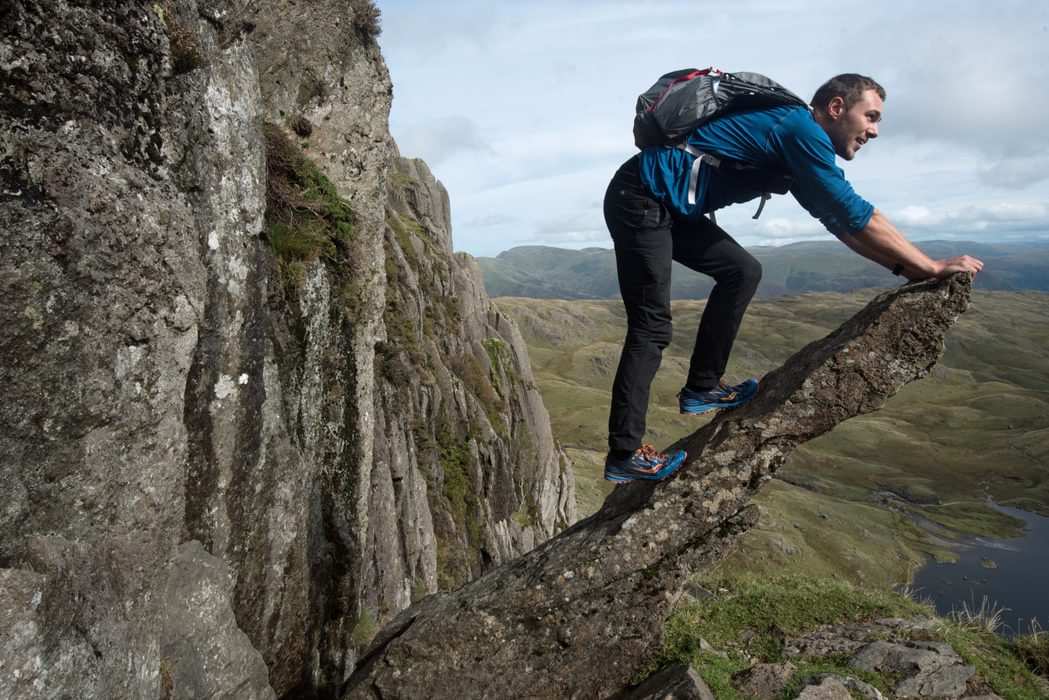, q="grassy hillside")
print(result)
[496,290,1049,589]
[479,241,1049,300]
